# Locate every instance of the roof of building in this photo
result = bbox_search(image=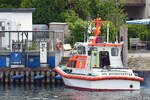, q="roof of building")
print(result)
[0,8,35,12]
[49,22,67,25]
